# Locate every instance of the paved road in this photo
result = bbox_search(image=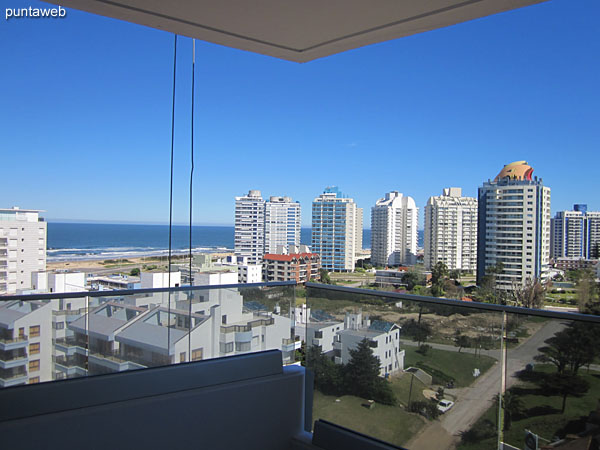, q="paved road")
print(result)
[405,320,566,450]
